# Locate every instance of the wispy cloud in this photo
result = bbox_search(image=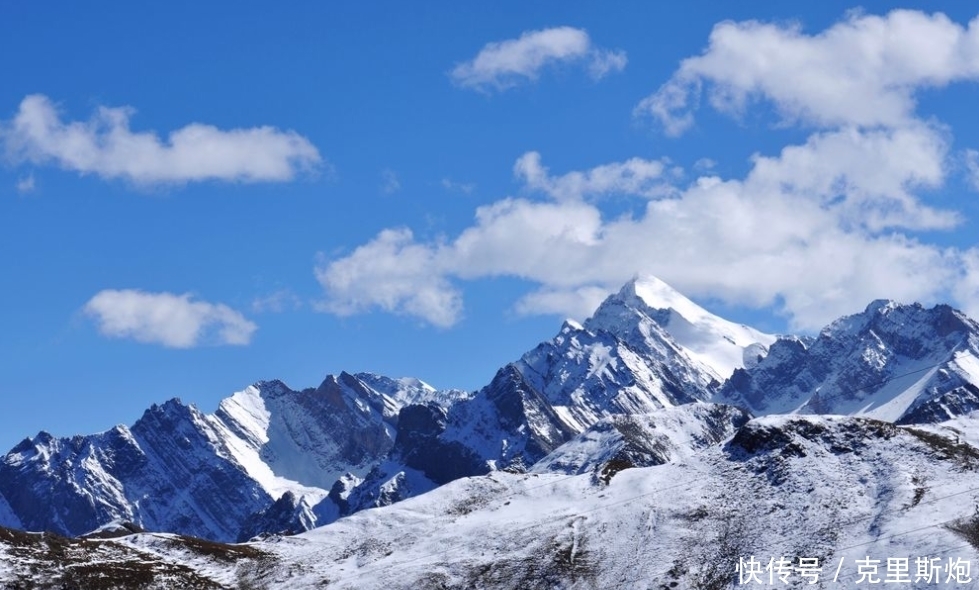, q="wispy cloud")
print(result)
[15,173,34,194]
[2,94,322,185]
[84,289,257,348]
[441,178,475,194]
[450,26,626,92]
[514,151,674,201]
[251,289,302,313]
[693,158,716,172]
[965,149,979,191]
[380,168,401,194]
